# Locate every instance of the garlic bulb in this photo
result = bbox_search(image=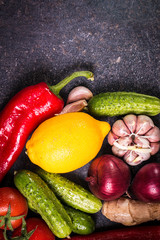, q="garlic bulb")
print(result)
[108,114,160,166]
